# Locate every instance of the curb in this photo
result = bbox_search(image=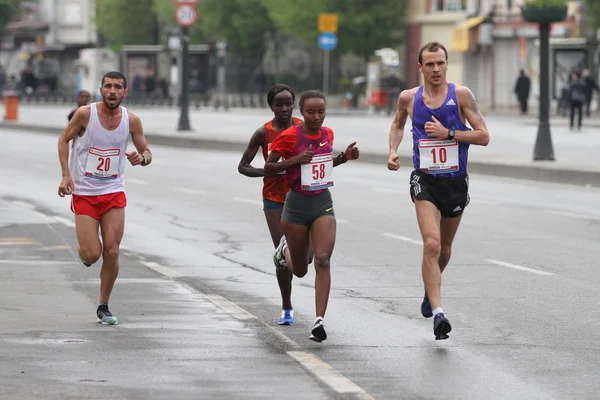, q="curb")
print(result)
[2,122,599,187]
